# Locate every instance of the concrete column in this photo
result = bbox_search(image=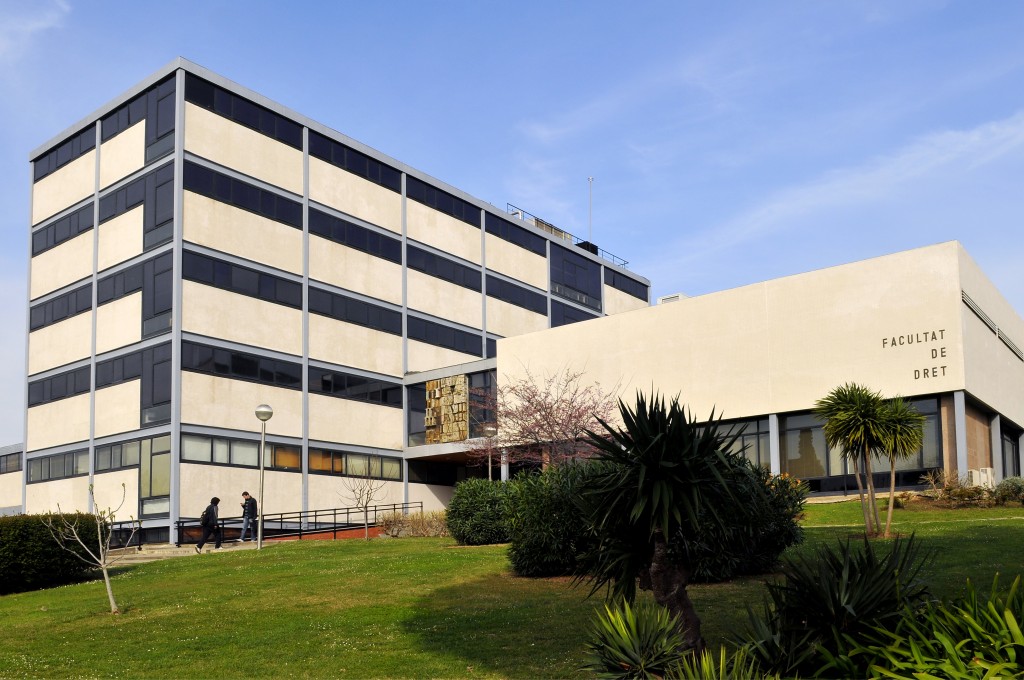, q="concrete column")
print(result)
[990,414,1003,482]
[768,413,782,476]
[954,391,969,477]
[1018,432,1024,479]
